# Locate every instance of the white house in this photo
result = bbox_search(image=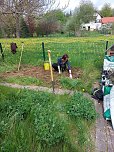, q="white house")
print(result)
[81,13,102,31]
